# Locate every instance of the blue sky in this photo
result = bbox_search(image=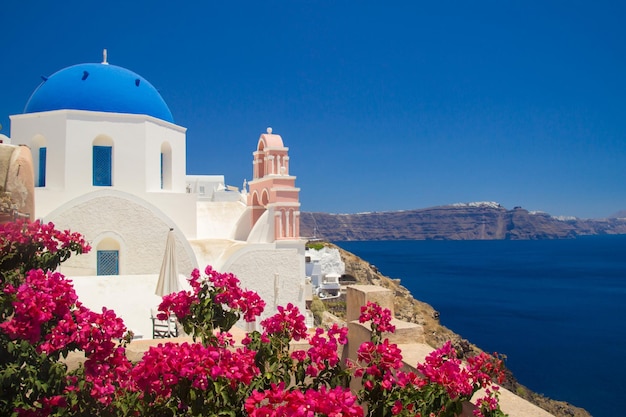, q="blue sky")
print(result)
[2,1,625,218]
